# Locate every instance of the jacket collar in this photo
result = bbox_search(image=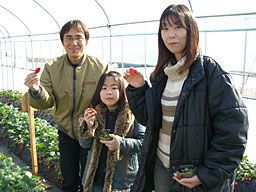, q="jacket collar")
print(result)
[186,55,205,86]
[65,53,87,67]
